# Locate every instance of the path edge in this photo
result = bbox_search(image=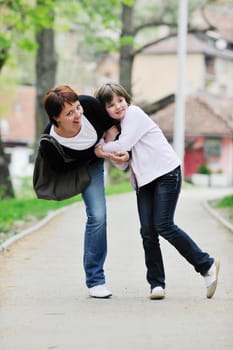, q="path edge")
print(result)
[0,203,77,253]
